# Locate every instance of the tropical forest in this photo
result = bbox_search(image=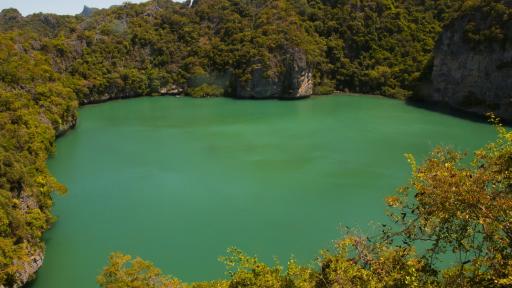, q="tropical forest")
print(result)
[0,0,511,287]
